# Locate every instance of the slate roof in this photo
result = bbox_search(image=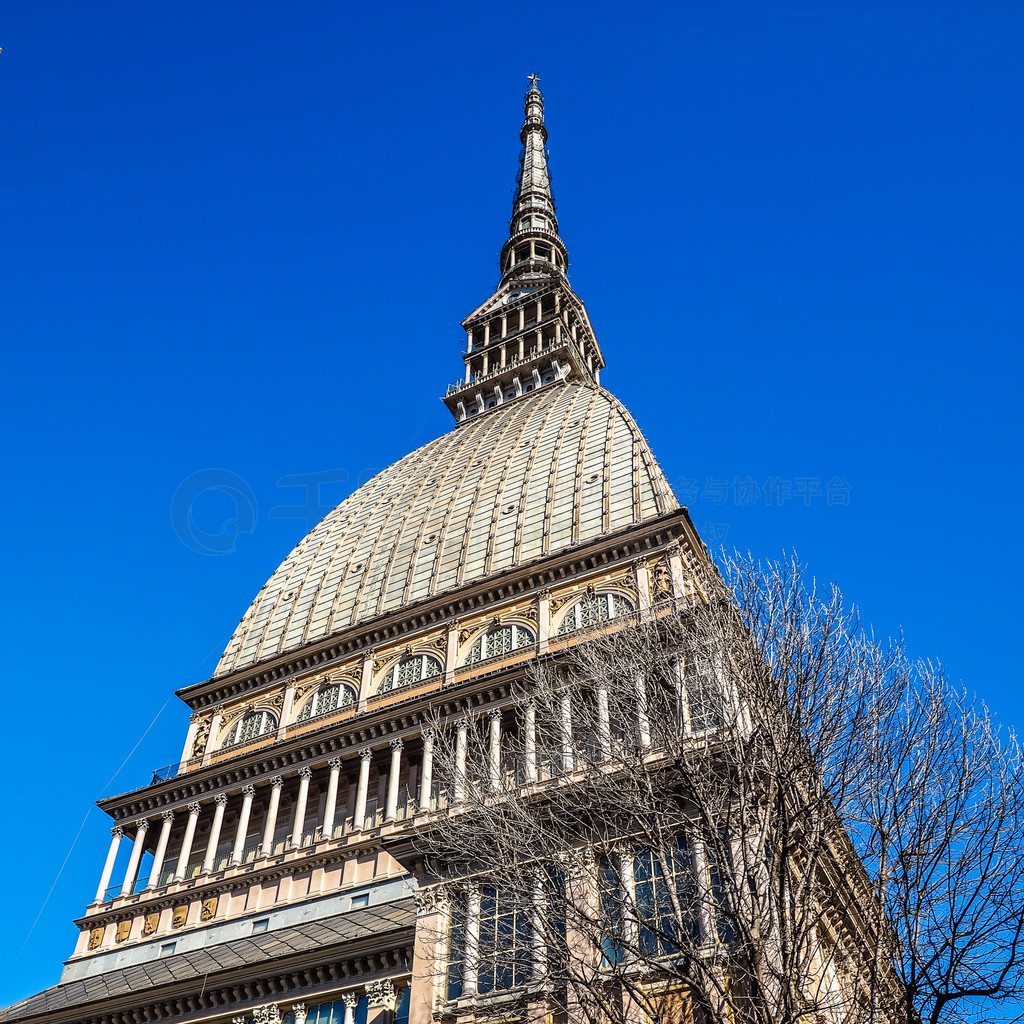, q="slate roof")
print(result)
[0,901,414,1023]
[214,381,677,678]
